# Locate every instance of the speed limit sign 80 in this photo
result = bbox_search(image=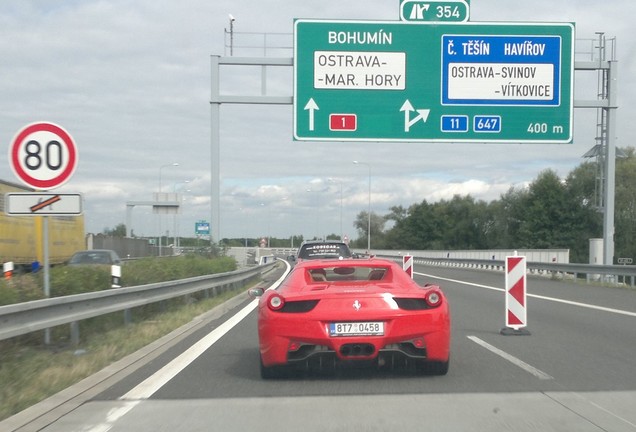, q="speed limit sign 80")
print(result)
[9,122,78,190]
